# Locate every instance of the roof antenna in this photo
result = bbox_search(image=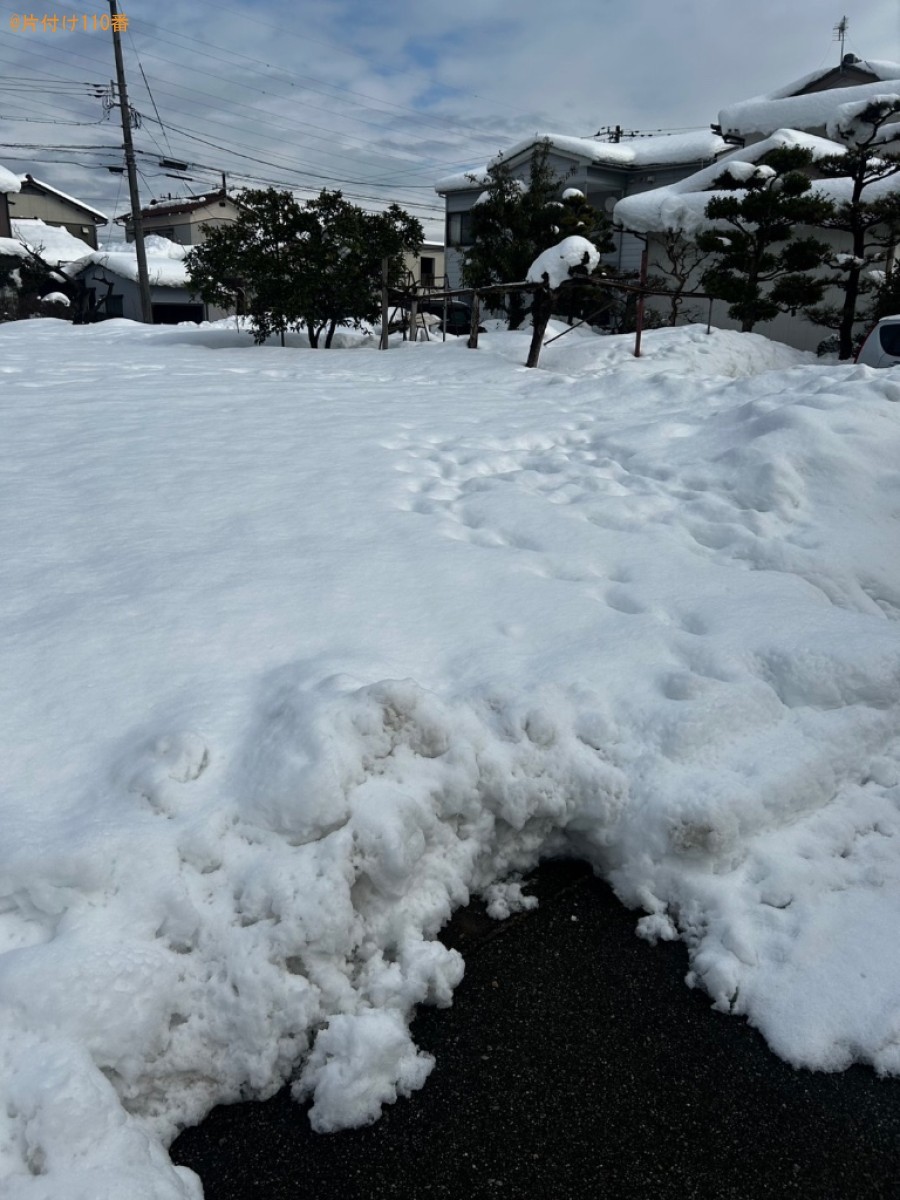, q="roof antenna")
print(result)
[834,15,849,64]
